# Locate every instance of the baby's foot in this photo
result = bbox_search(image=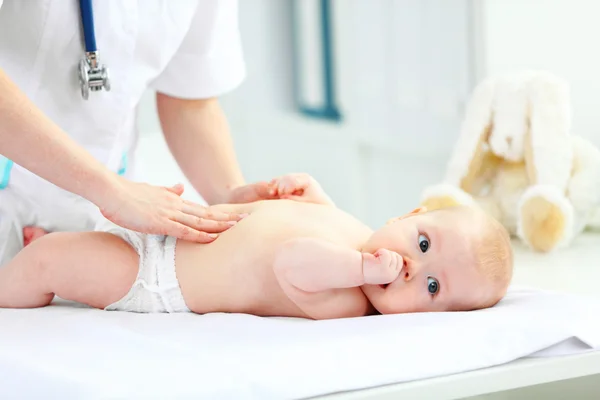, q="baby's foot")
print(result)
[23,227,48,247]
[362,248,403,285]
